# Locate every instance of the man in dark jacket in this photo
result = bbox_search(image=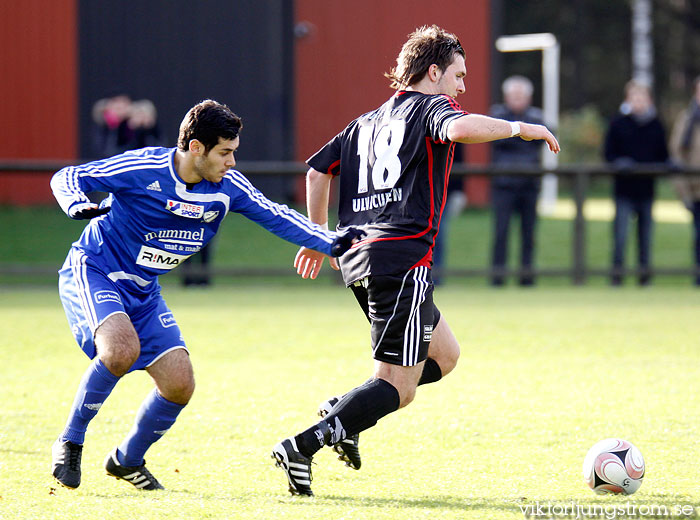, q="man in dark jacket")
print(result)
[604,80,669,286]
[490,76,545,286]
